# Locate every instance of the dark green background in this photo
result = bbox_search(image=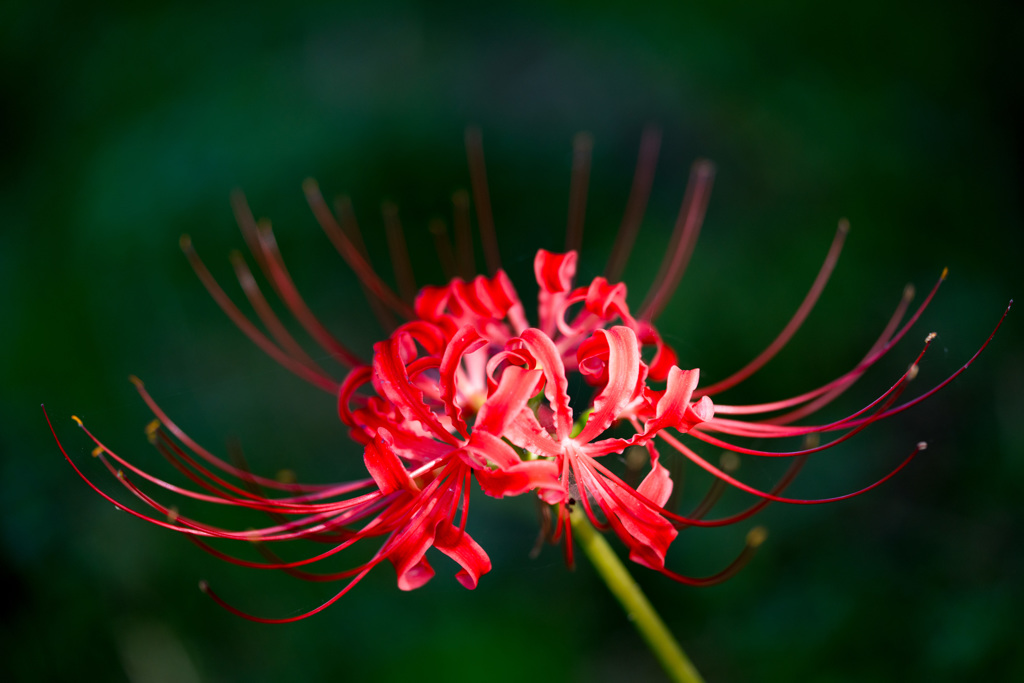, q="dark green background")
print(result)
[2,2,1021,681]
